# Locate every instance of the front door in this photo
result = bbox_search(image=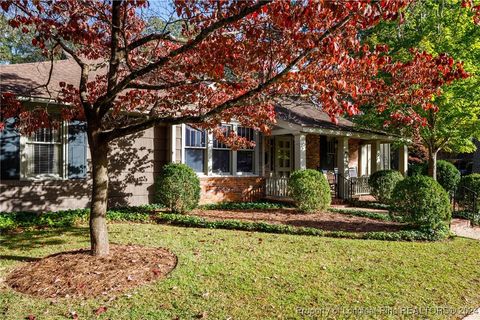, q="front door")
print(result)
[275,136,292,177]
